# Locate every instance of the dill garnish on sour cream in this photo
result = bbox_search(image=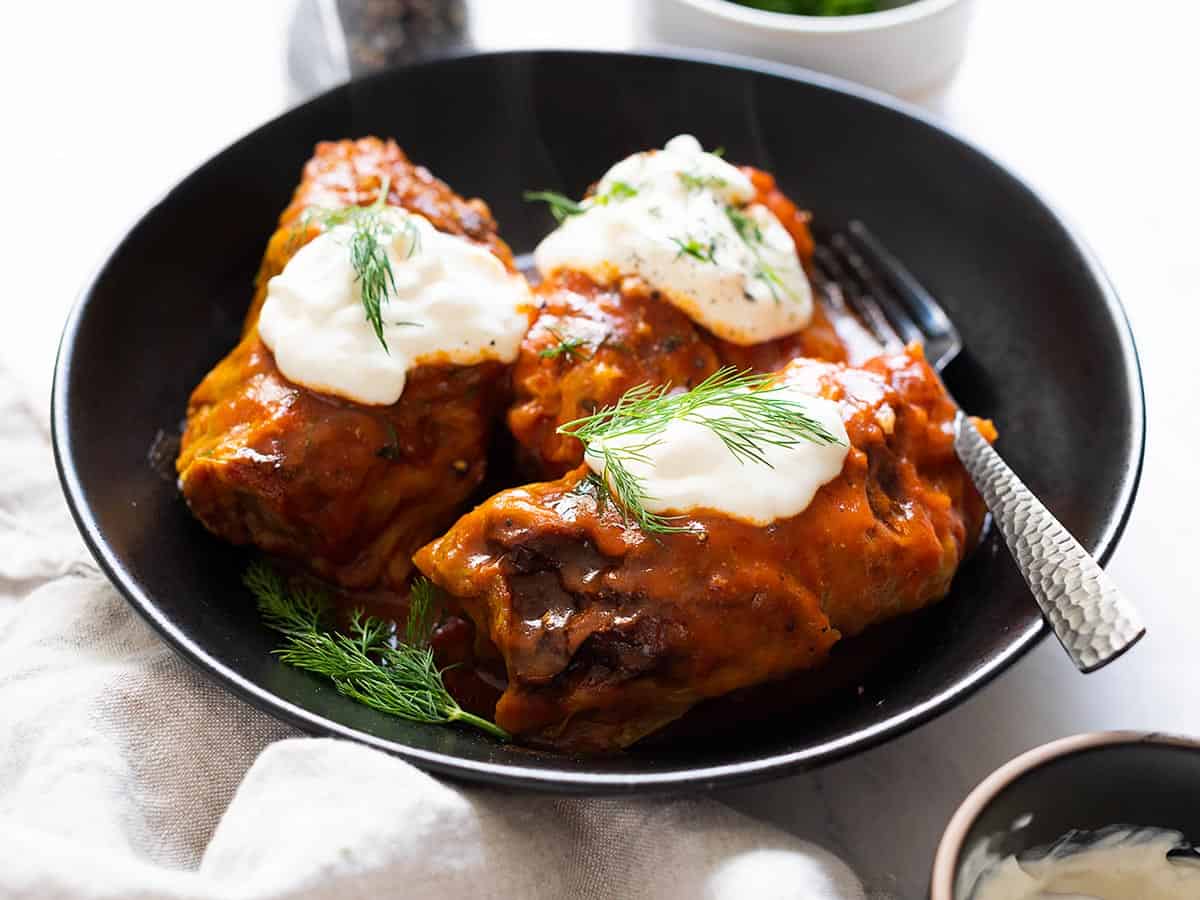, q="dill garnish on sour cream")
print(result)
[258,202,531,407]
[529,134,815,346]
[558,366,848,533]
